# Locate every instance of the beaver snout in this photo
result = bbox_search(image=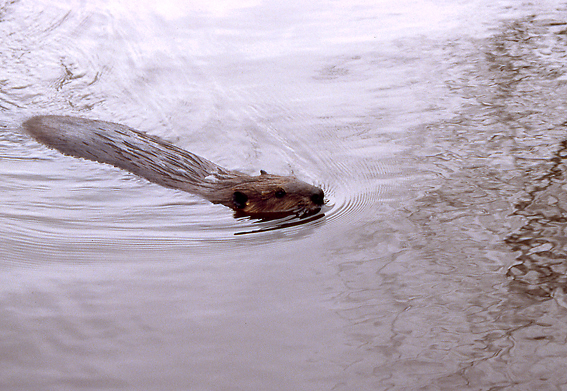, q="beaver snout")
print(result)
[310,188,325,206]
